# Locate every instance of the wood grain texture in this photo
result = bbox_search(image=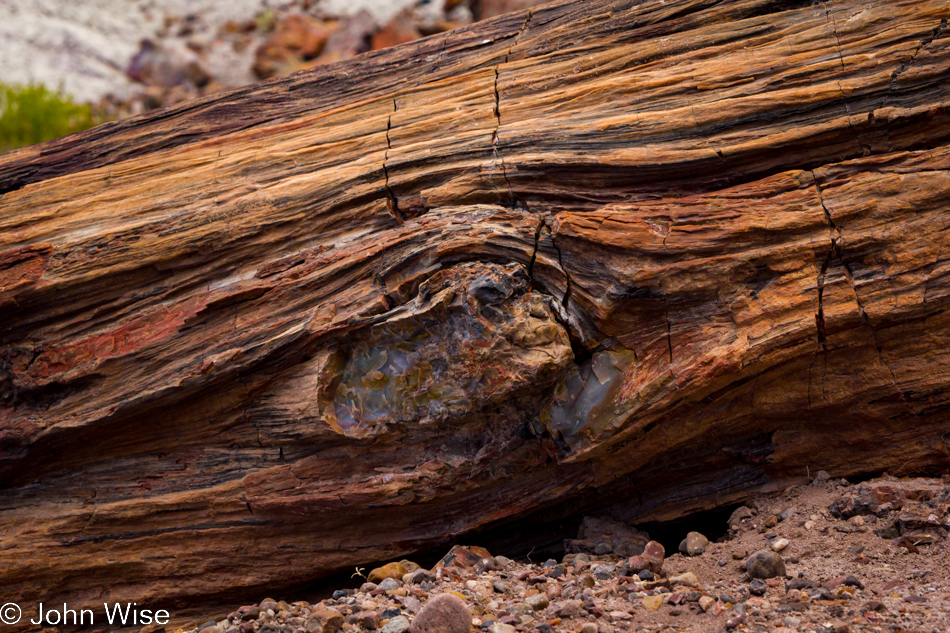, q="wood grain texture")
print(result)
[2,0,950,620]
